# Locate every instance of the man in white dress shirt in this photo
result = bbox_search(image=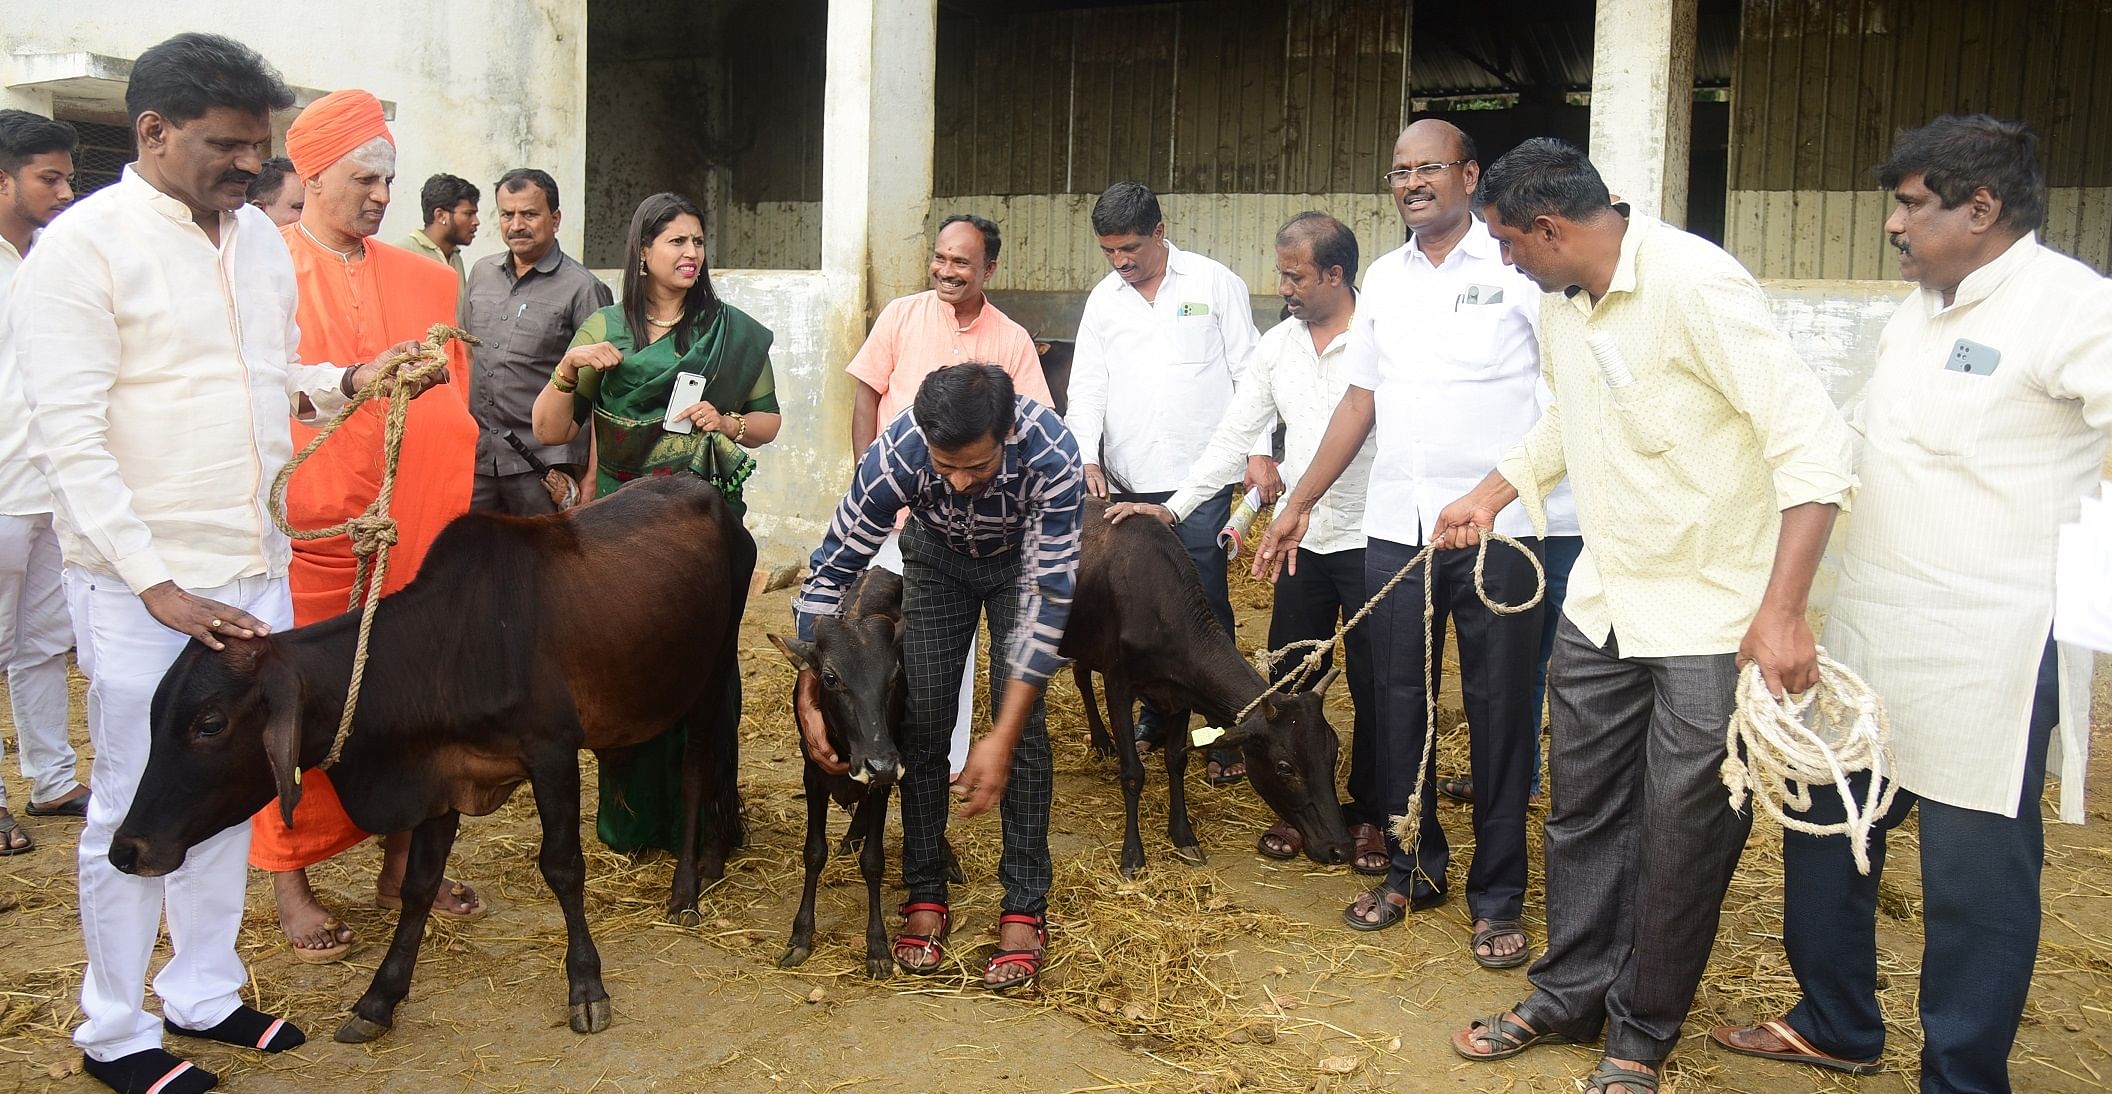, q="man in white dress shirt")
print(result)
[0,109,88,857]
[1714,114,2112,1092]
[1259,120,1576,968]
[1108,212,1388,873]
[13,34,441,1094]
[1066,181,1262,780]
